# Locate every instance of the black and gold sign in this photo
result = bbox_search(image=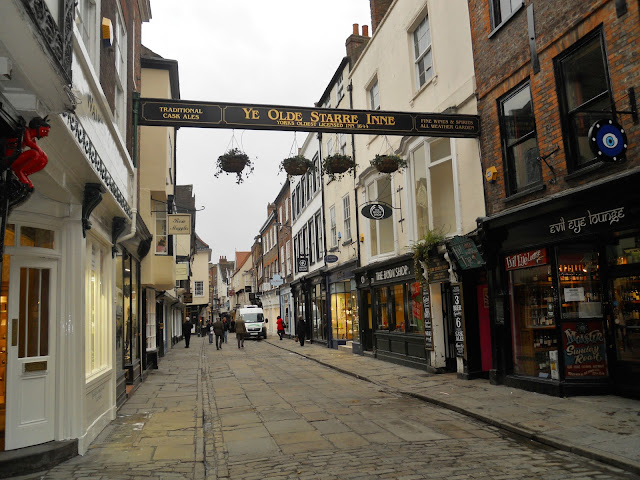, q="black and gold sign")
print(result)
[138,98,480,138]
